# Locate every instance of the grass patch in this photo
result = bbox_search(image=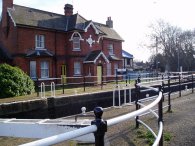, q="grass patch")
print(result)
[145,131,155,145]
[164,132,172,142]
[136,128,155,145]
[136,127,172,145]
